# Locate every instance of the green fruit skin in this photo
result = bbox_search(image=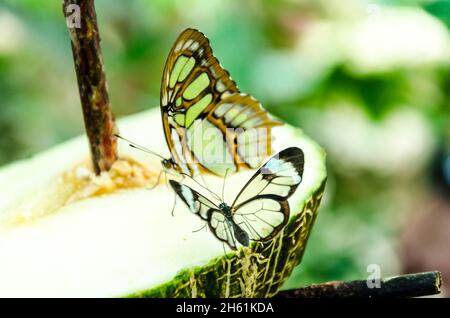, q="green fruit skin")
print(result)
[127,180,326,298]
